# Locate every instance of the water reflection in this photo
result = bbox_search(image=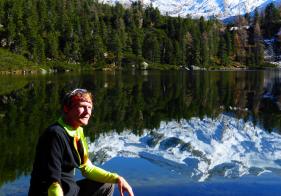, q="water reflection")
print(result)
[0,70,281,188]
[89,114,281,182]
